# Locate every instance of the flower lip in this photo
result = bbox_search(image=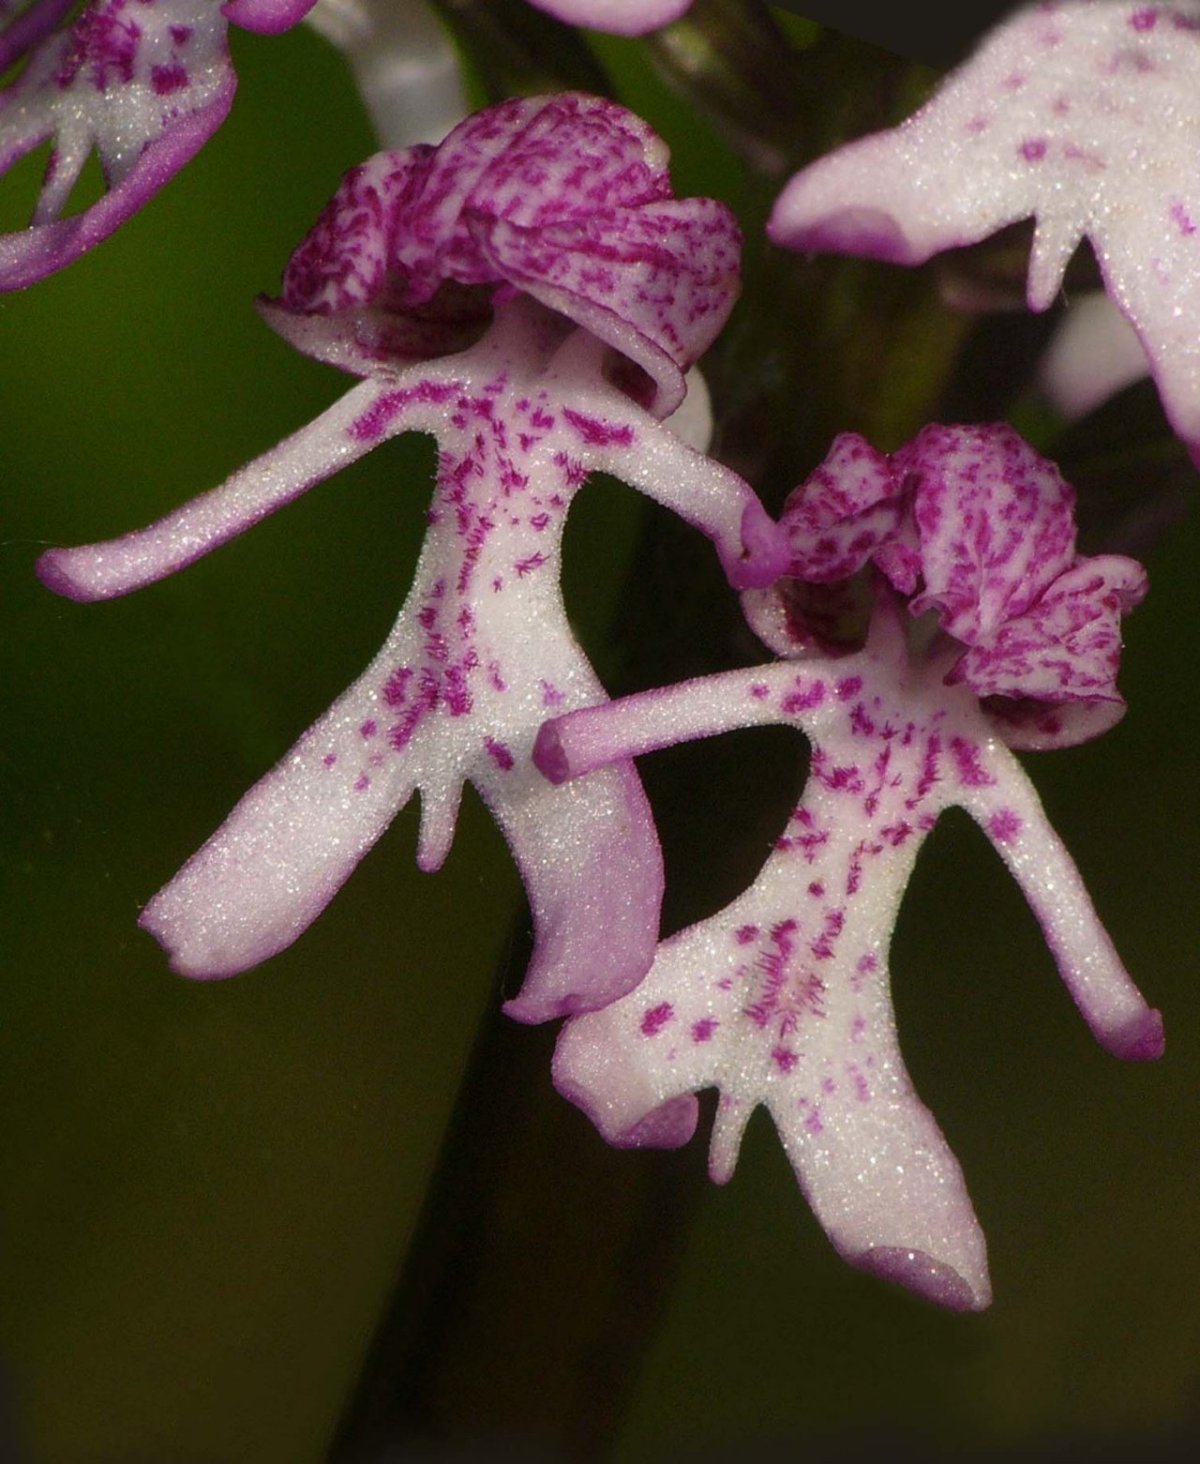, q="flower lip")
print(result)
[741,423,1145,748]
[264,93,743,416]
